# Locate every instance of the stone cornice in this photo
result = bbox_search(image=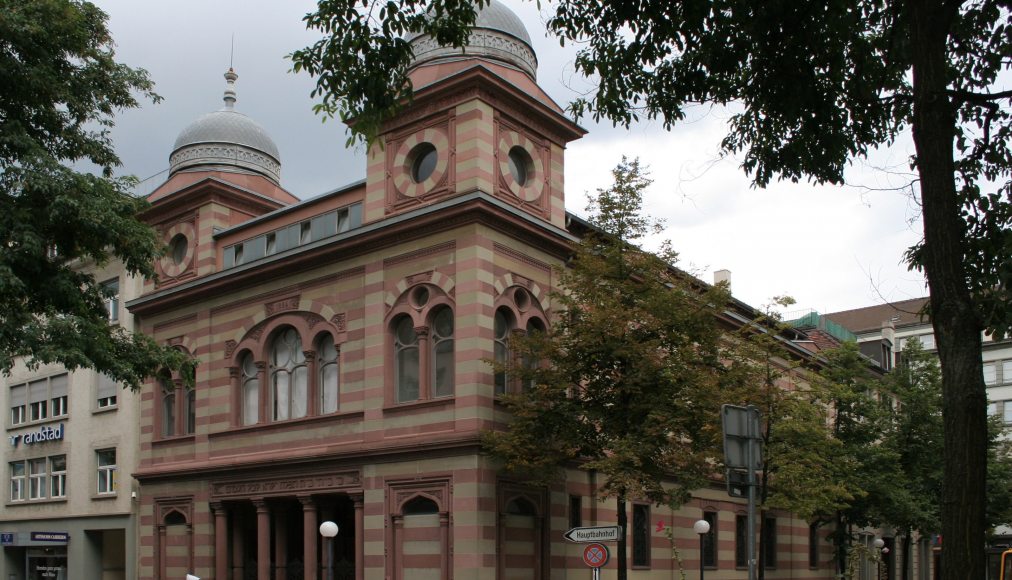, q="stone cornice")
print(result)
[127,191,575,317]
